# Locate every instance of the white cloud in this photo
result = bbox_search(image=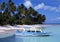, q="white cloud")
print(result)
[24,1,60,12]
[34,3,60,12]
[56,17,60,19]
[24,0,32,8]
[51,17,60,20]
[34,3,44,10]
